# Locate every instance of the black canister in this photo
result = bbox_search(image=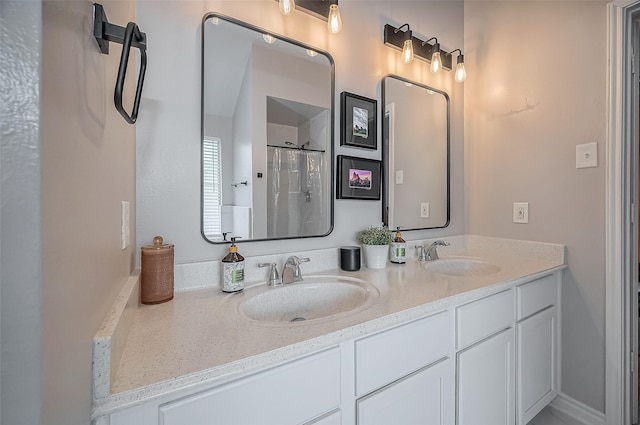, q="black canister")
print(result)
[340,246,361,271]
